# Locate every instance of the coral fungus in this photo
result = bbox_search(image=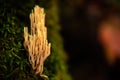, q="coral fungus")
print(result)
[24,5,51,77]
